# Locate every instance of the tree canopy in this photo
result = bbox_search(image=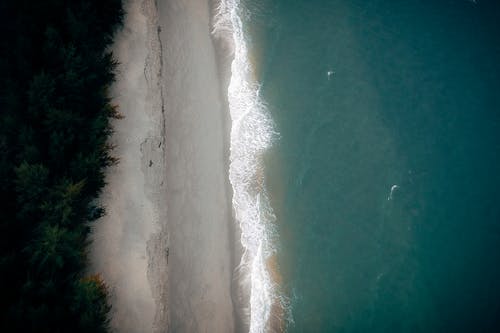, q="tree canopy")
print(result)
[0,0,123,331]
